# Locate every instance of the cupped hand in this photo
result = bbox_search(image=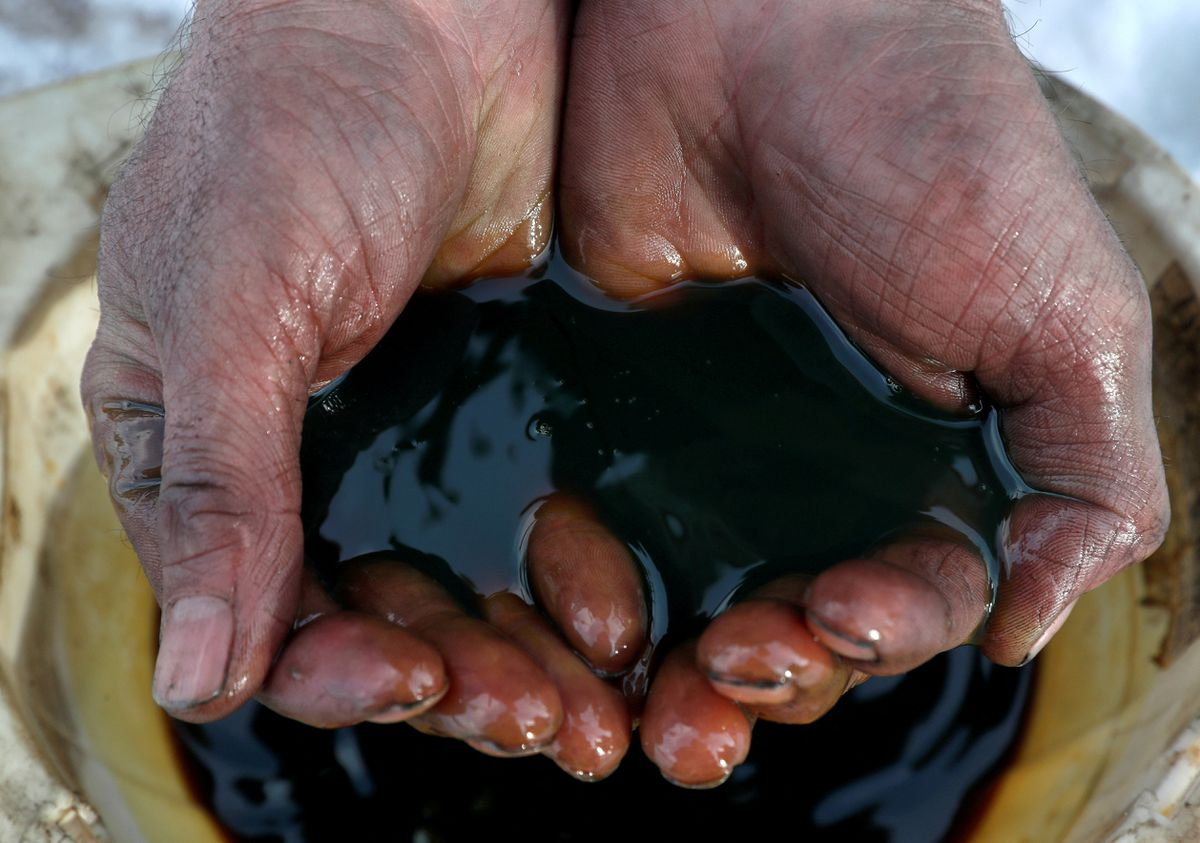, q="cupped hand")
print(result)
[558,0,1168,784]
[81,0,574,729]
[85,0,1171,789]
